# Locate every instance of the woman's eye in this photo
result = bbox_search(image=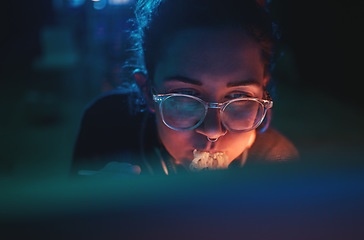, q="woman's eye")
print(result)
[225,92,252,99]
